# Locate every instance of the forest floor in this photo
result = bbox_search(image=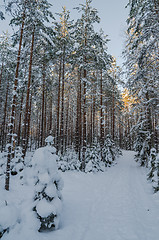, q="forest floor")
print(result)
[1,150,159,240]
